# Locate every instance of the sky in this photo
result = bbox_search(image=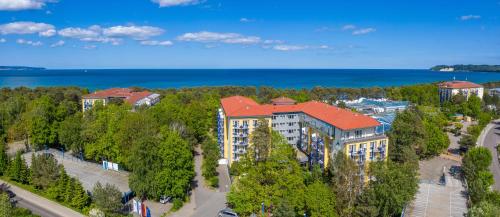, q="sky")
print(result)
[0,0,499,69]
